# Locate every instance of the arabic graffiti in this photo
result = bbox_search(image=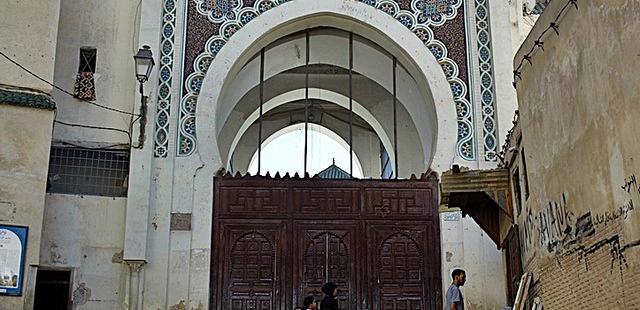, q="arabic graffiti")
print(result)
[593,174,638,227]
[522,193,594,255]
[520,174,638,259]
